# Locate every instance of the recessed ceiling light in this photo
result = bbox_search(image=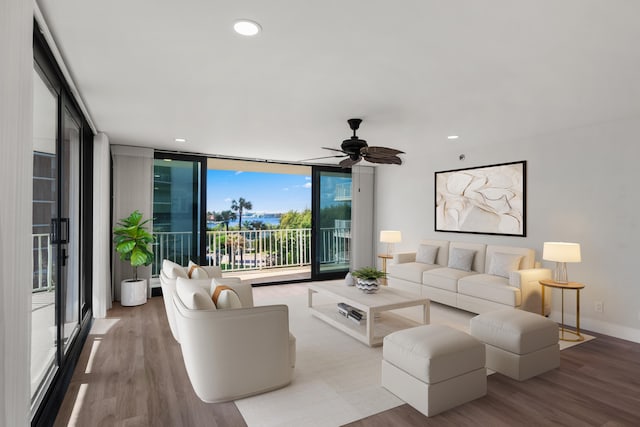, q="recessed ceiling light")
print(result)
[447,135,459,140]
[234,19,261,36]
[175,138,187,143]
